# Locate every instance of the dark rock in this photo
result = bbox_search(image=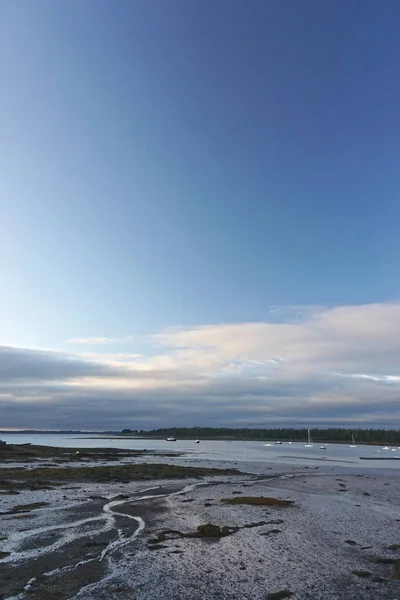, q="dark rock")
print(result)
[148,543,168,550]
[265,519,284,525]
[243,521,266,528]
[197,523,224,537]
